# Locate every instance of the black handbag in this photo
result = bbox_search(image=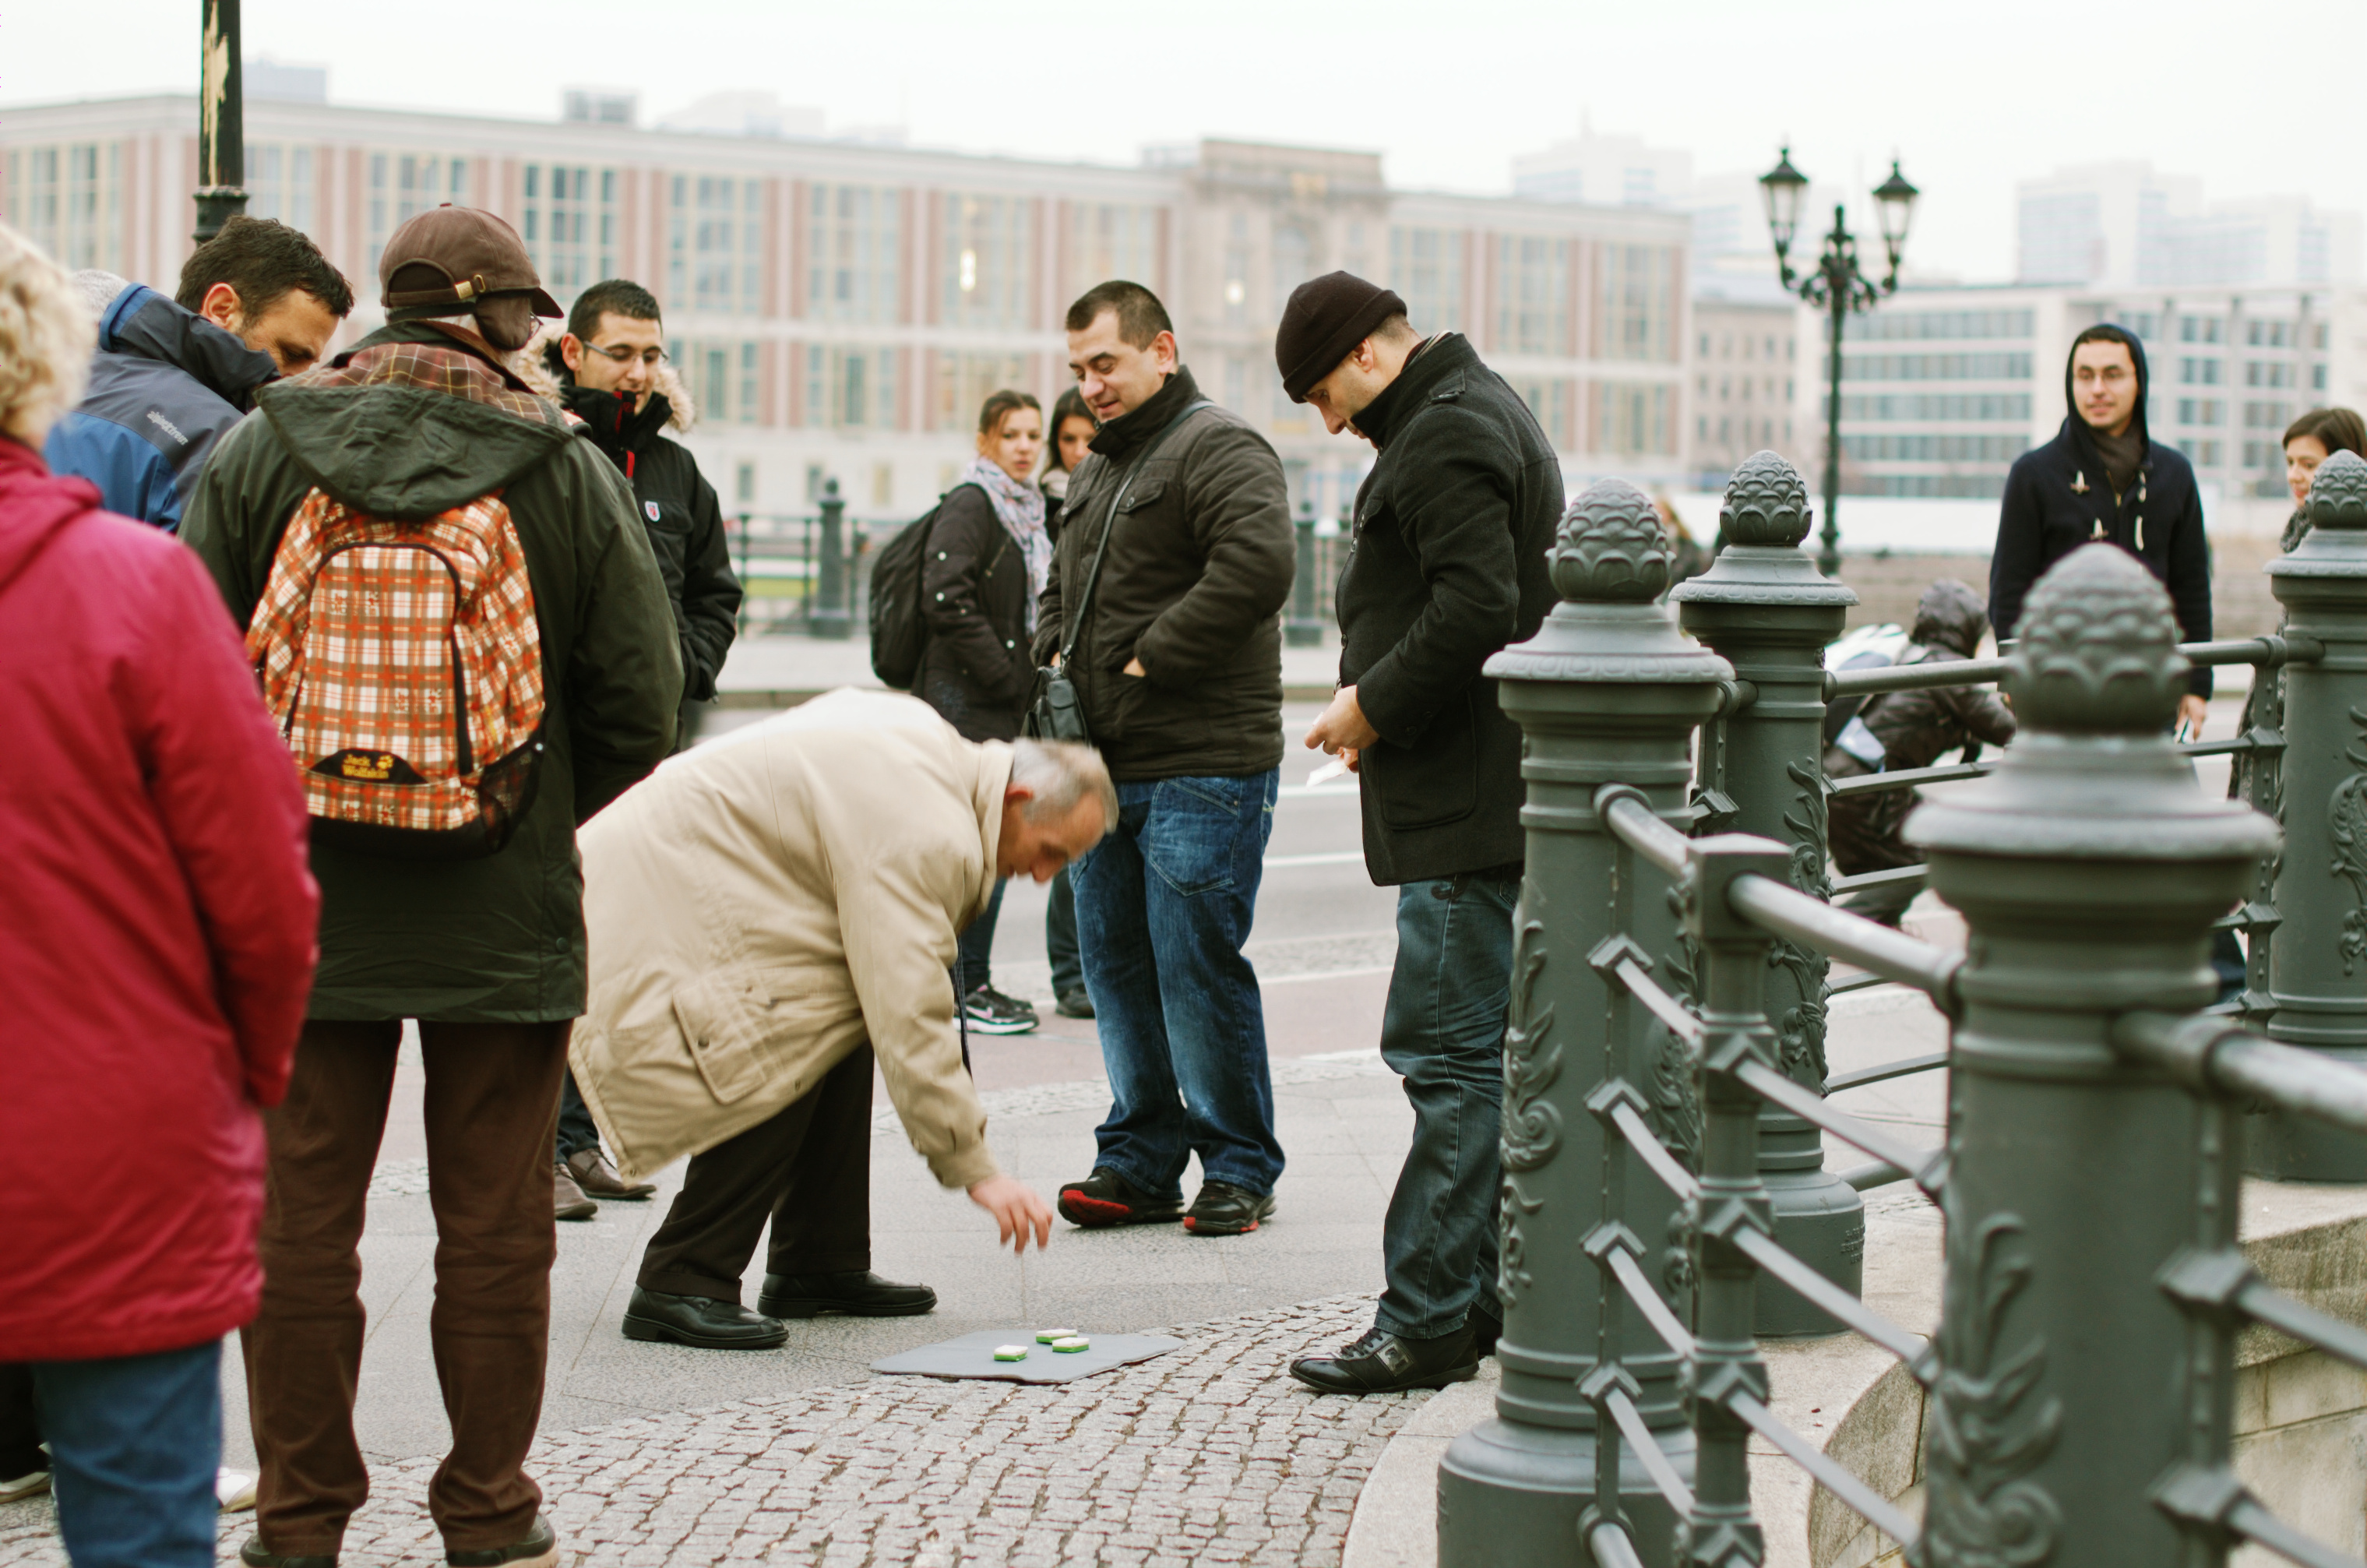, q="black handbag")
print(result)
[1026,399,1212,745]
